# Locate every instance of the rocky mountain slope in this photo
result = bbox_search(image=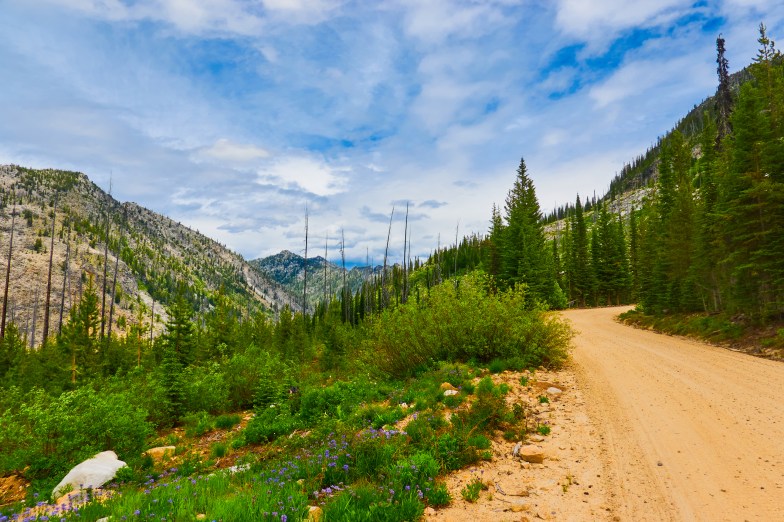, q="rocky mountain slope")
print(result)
[0,165,296,347]
[250,250,378,311]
